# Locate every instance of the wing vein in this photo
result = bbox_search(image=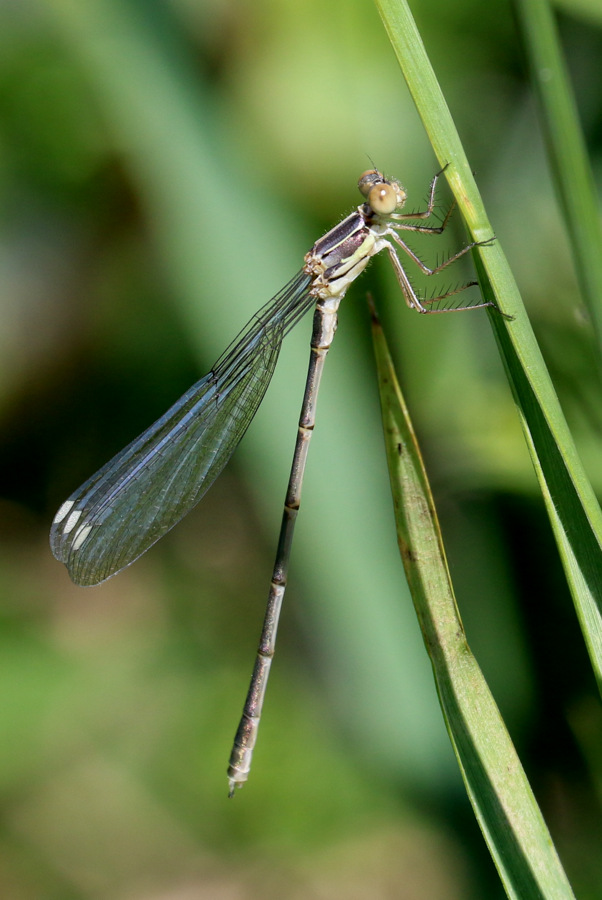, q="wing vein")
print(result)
[51,270,315,585]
